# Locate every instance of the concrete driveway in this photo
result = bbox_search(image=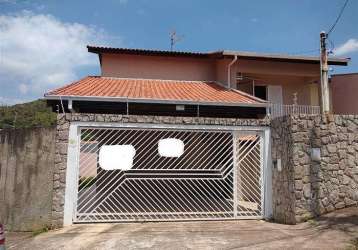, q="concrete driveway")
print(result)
[5,207,358,250]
